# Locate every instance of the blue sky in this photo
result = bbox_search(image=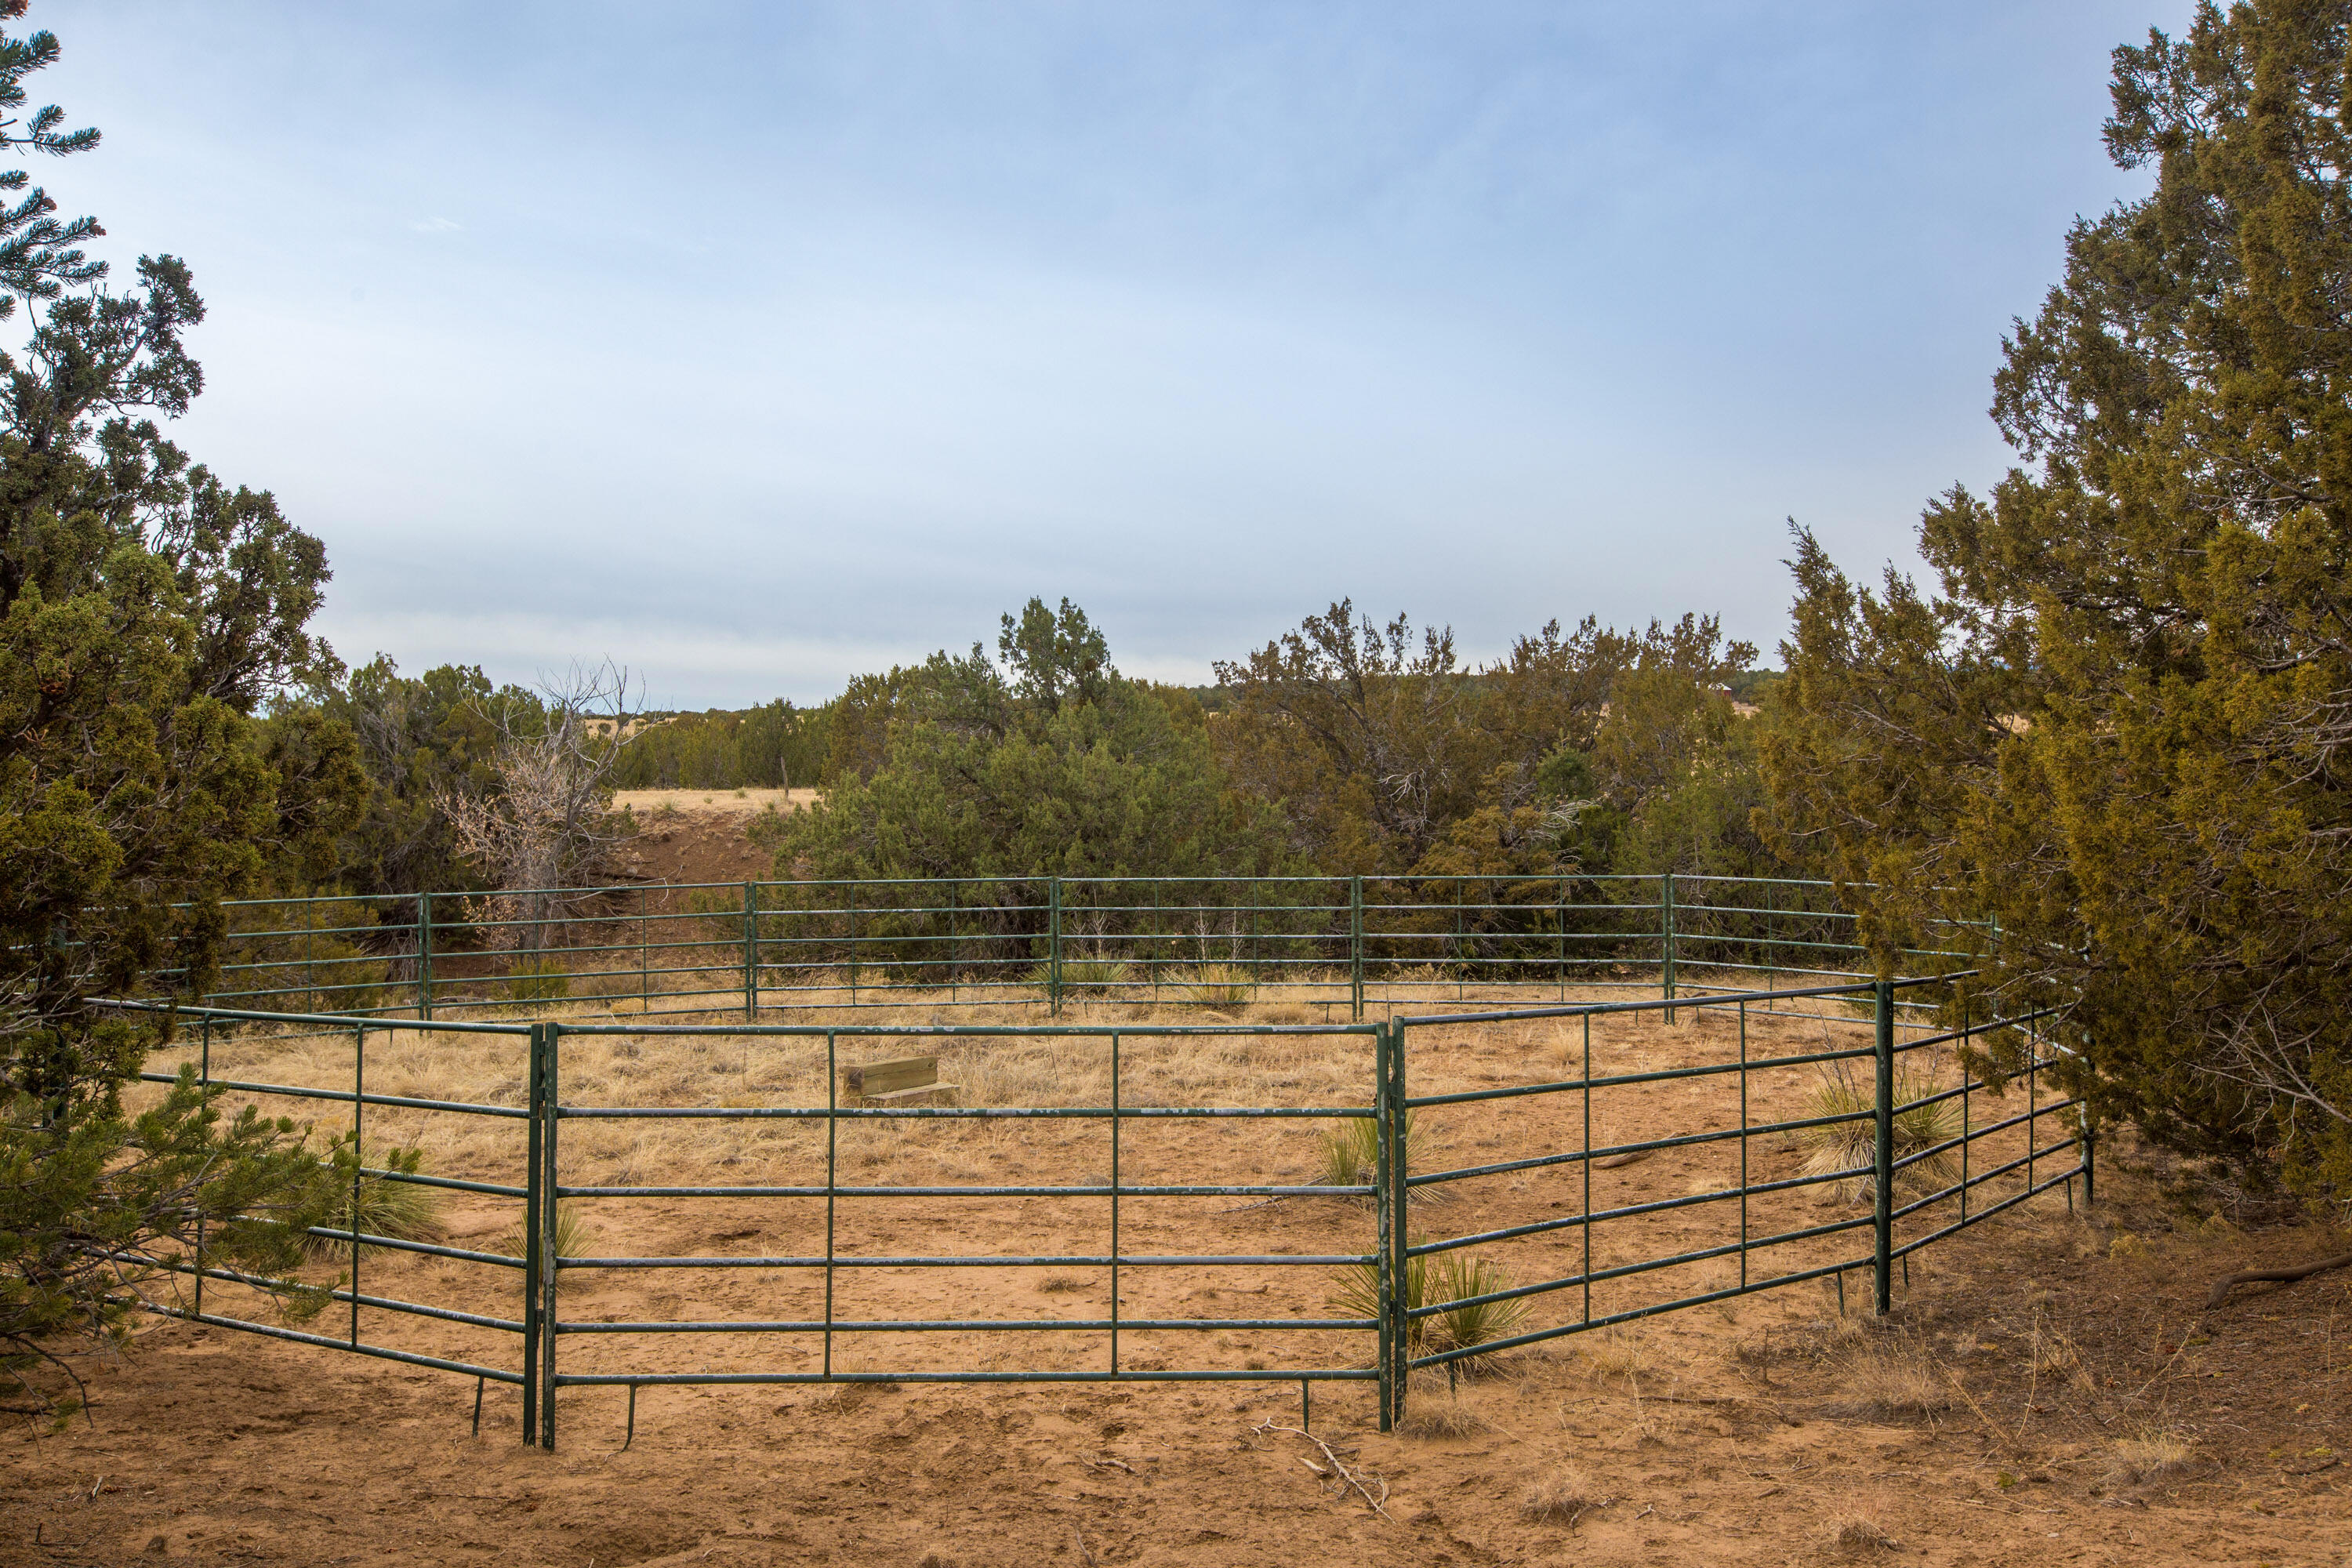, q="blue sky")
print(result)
[44,2,2188,706]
